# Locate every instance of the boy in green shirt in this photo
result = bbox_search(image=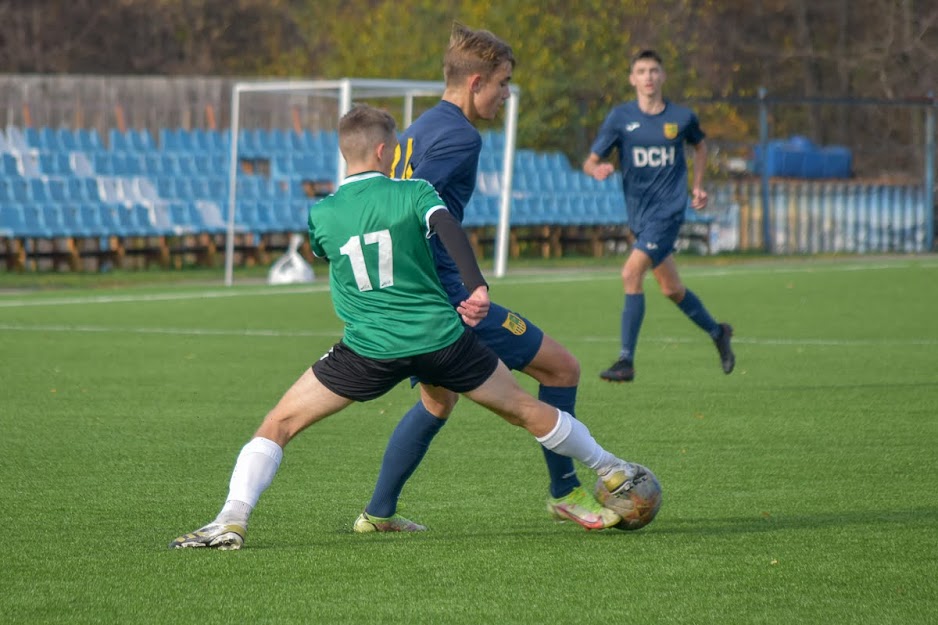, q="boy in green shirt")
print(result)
[170,105,639,549]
